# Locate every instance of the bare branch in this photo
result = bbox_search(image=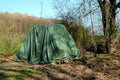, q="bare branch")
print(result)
[116,2,120,8]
